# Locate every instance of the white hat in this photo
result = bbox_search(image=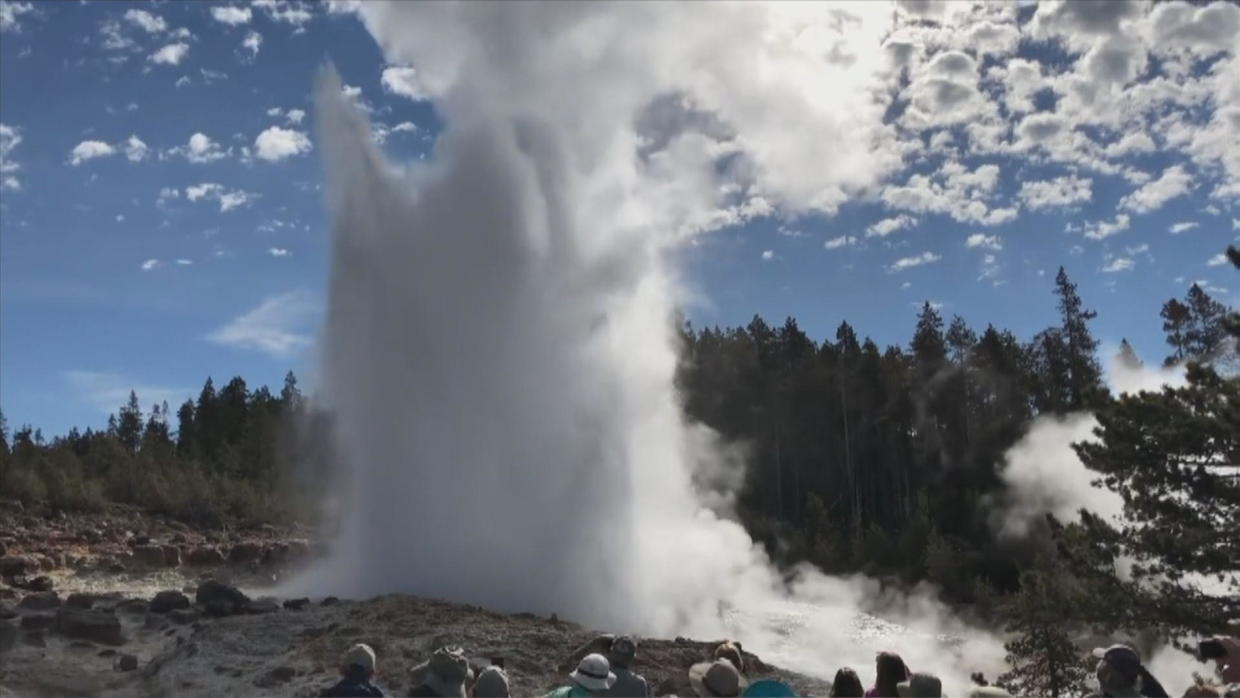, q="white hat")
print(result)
[344,643,376,672]
[570,653,616,691]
